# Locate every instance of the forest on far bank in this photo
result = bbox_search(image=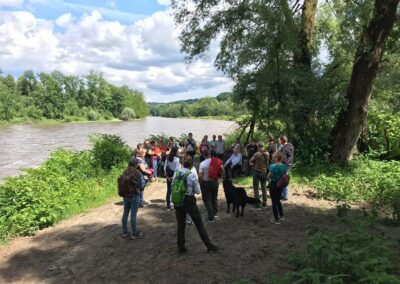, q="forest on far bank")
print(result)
[148,92,243,118]
[0,70,148,123]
